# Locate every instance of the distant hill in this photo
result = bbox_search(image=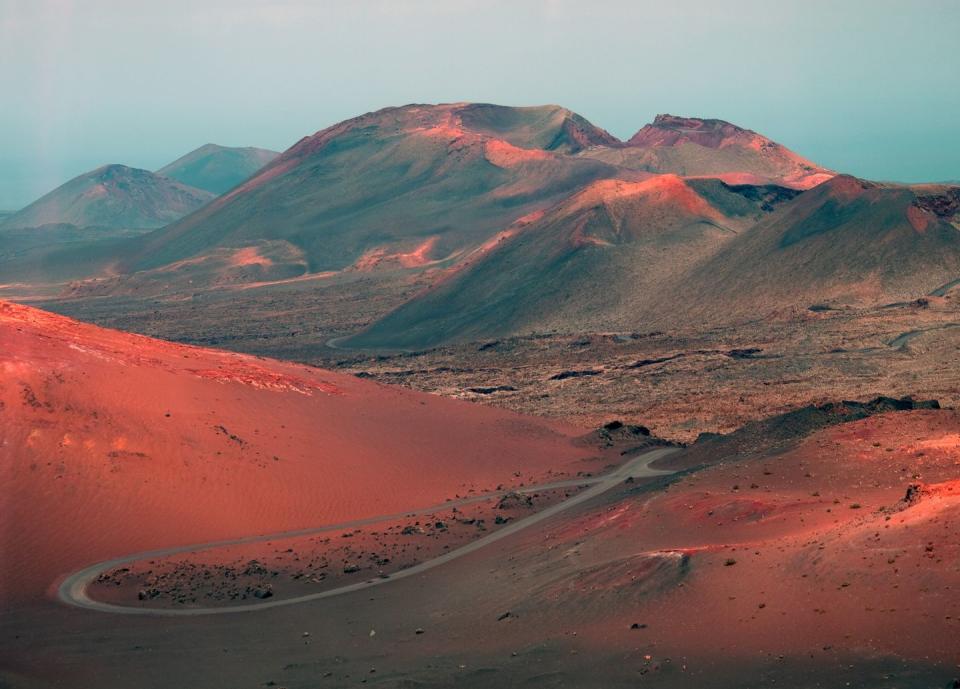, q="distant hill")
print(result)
[0,164,214,230]
[157,144,279,194]
[580,114,833,190]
